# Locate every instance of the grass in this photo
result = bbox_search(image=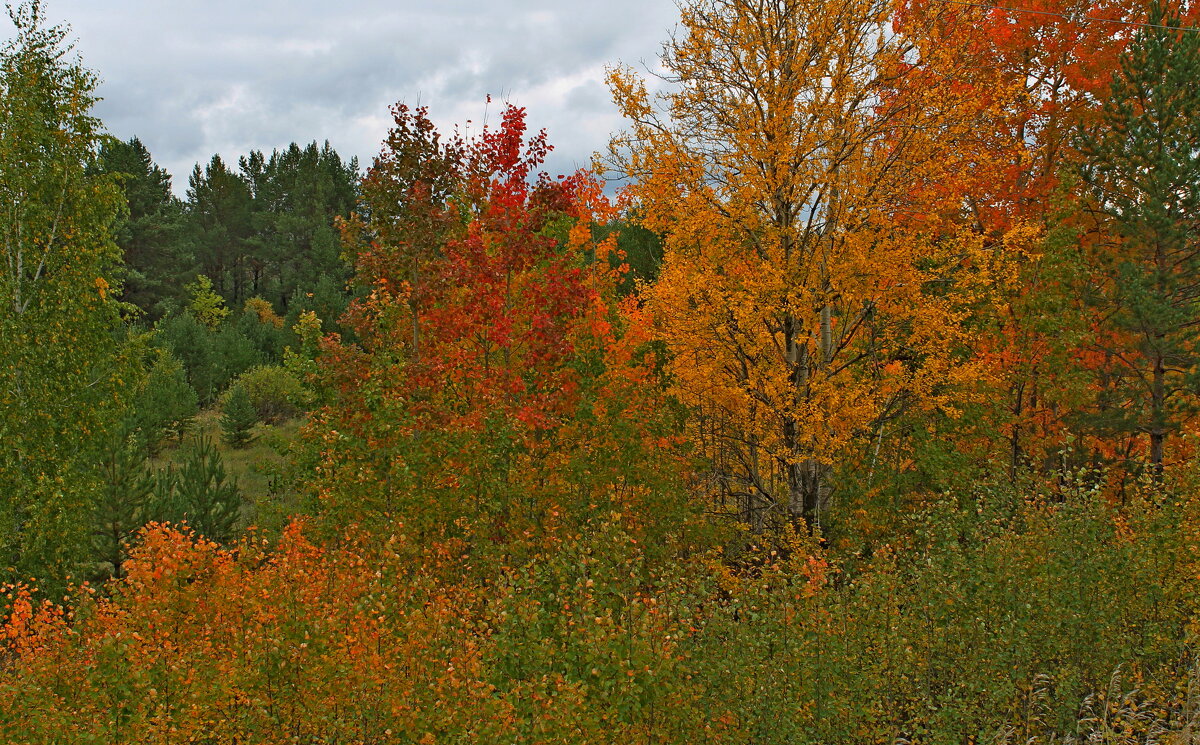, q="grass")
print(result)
[151,408,306,534]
